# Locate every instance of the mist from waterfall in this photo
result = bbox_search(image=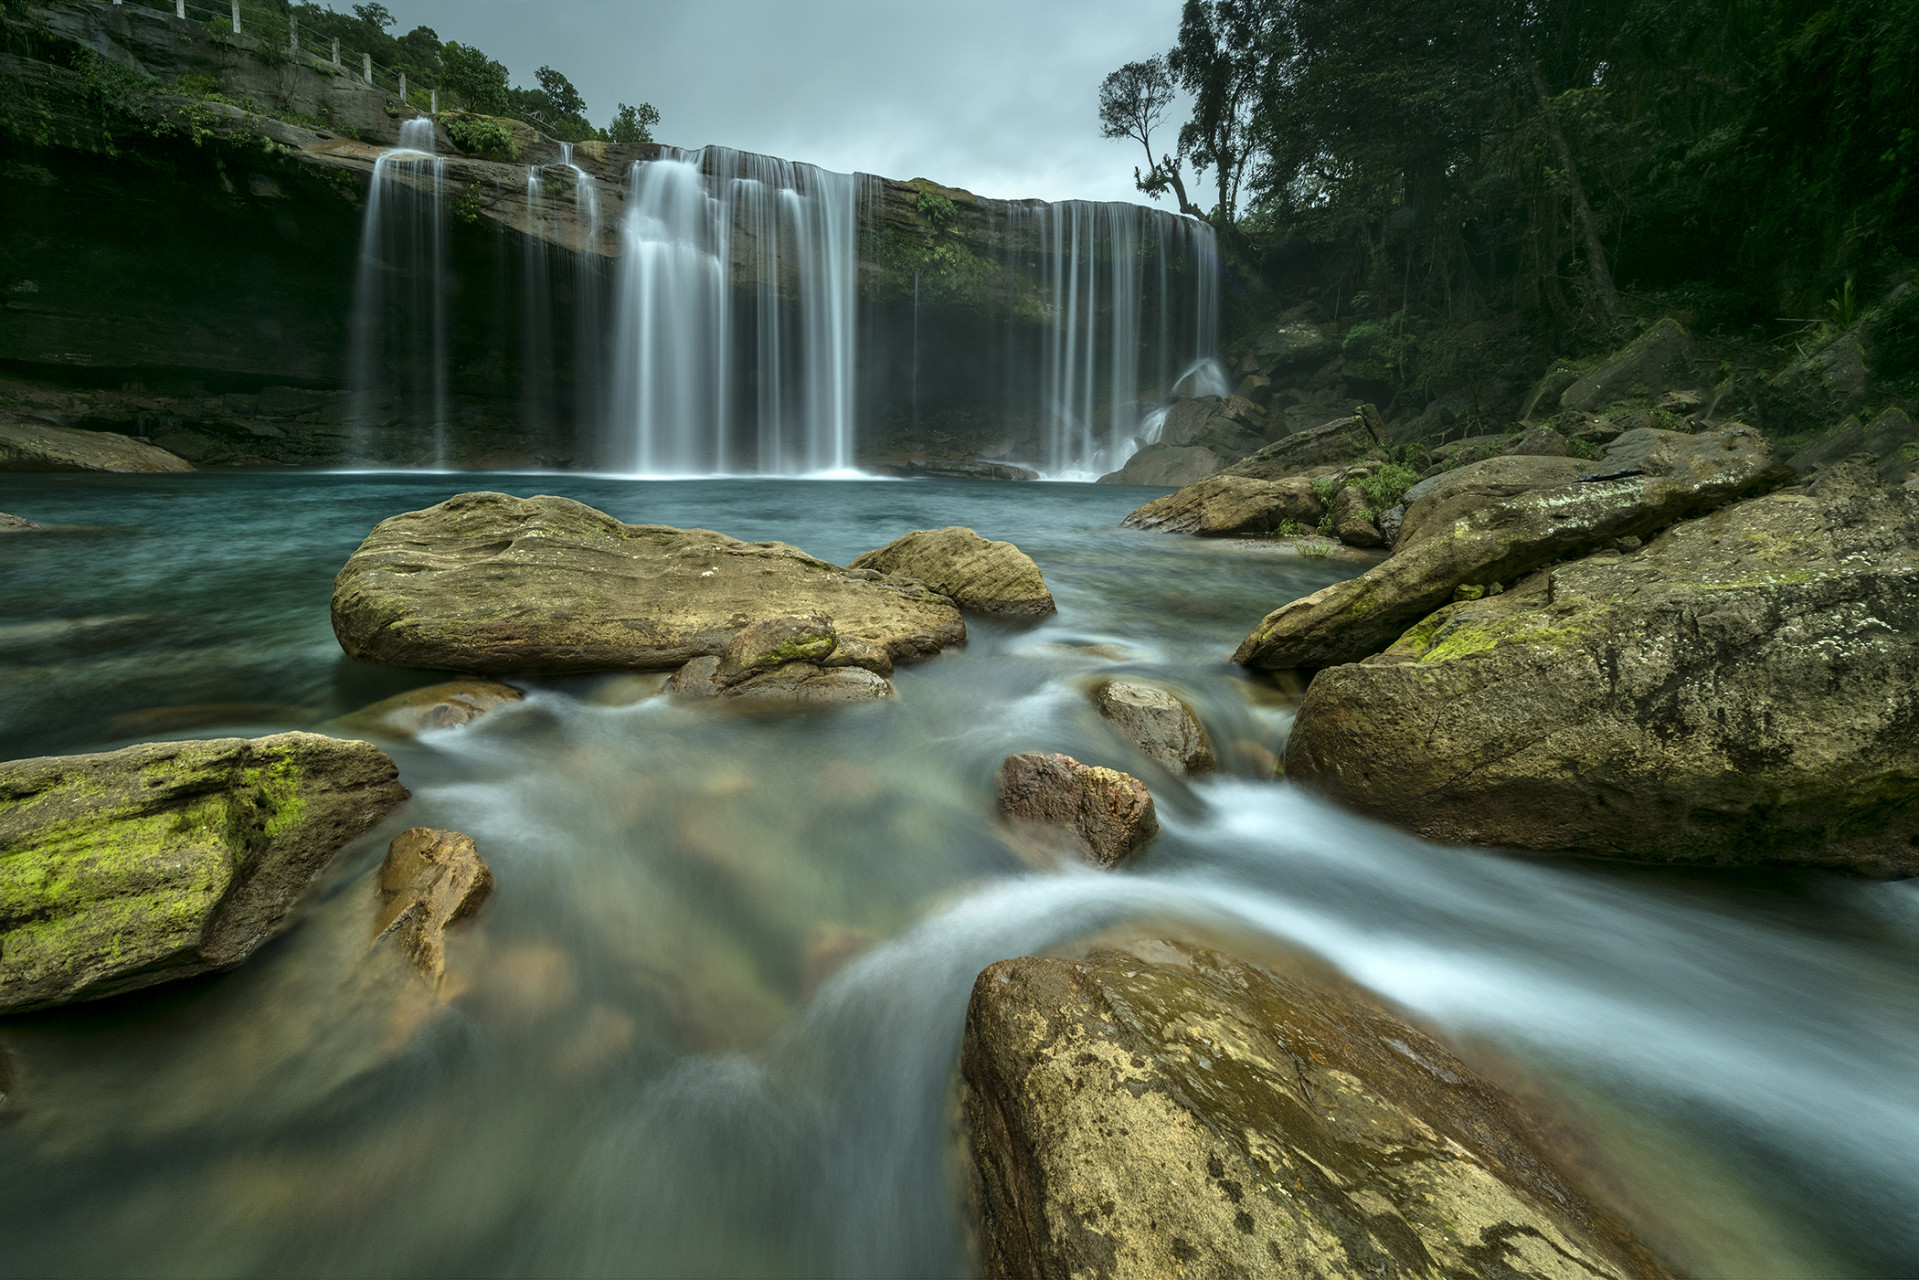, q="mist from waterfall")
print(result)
[346,118,447,465]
